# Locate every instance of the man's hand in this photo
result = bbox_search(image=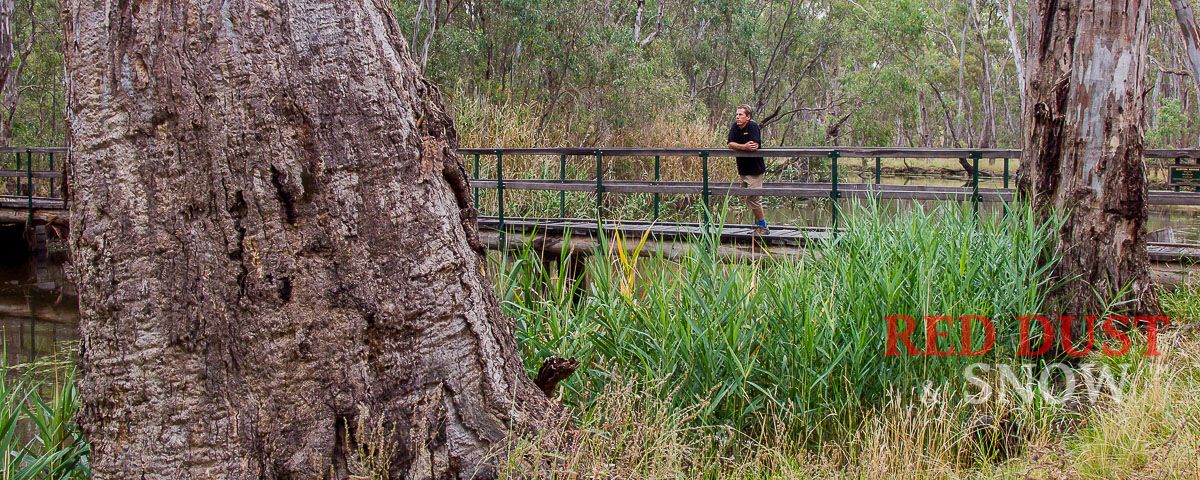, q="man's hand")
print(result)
[746,141,759,151]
